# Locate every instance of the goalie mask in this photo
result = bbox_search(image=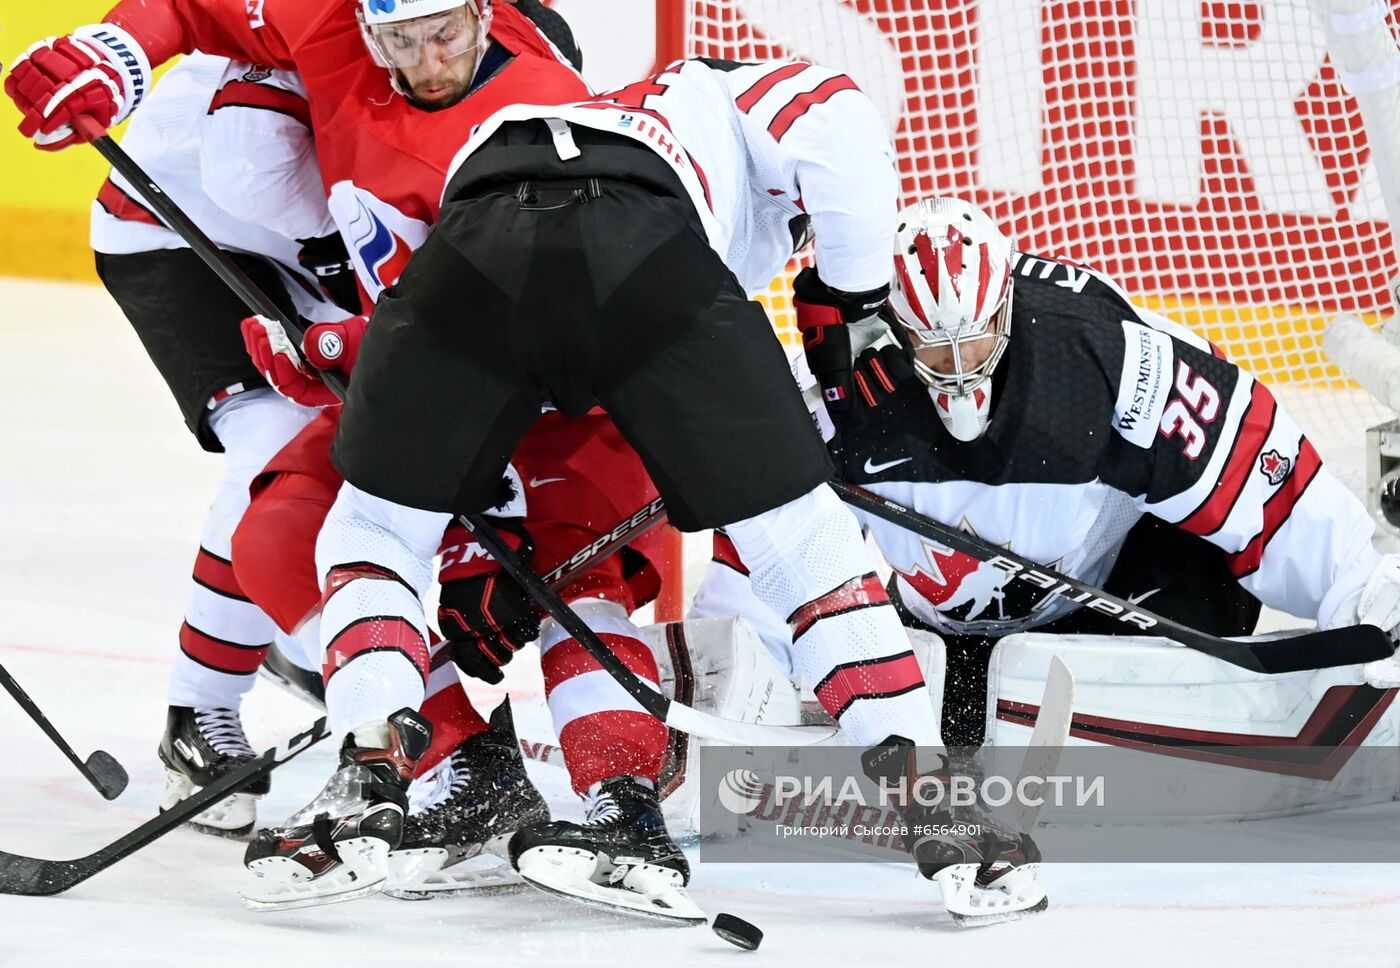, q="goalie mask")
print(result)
[357,0,493,109]
[888,198,1015,442]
